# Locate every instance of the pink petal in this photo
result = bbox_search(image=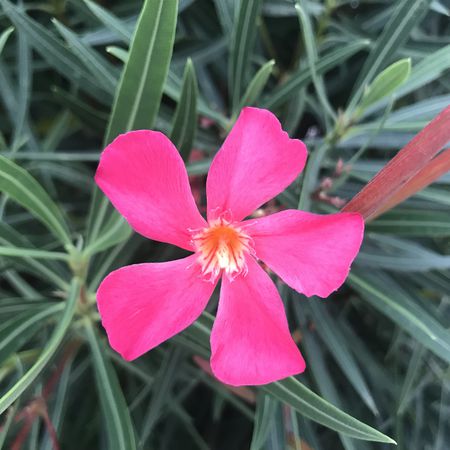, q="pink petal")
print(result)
[95,130,206,250]
[97,255,216,360]
[206,107,307,221]
[245,210,364,298]
[210,257,305,386]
